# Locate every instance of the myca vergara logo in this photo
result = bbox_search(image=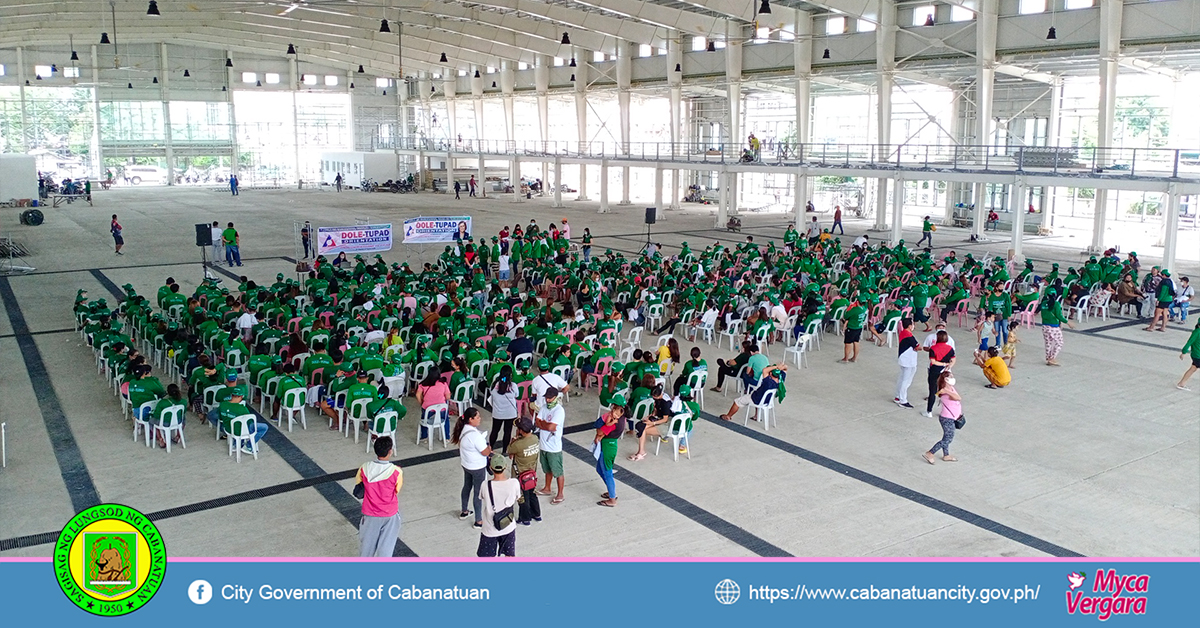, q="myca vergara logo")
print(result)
[1065,568,1149,621]
[54,504,167,616]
